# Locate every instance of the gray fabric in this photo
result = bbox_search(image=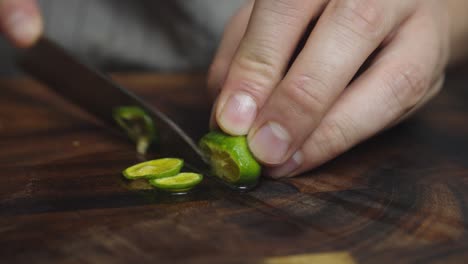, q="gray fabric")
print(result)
[0,0,244,75]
